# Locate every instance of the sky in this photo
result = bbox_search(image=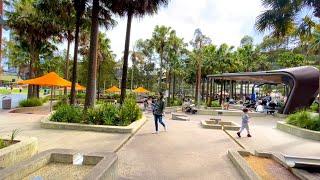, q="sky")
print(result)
[105,0,267,60]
